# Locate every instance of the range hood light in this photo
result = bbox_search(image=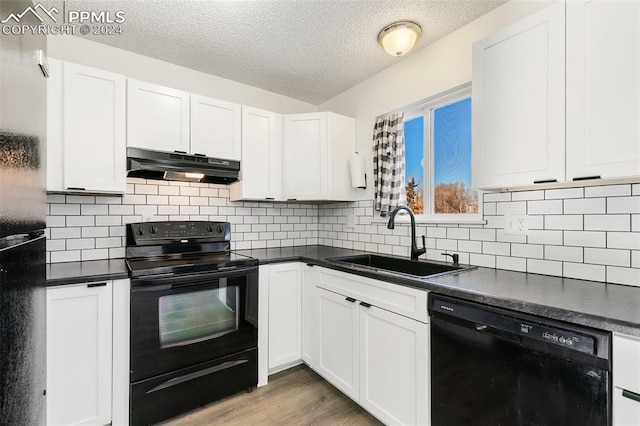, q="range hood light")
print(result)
[185,172,205,180]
